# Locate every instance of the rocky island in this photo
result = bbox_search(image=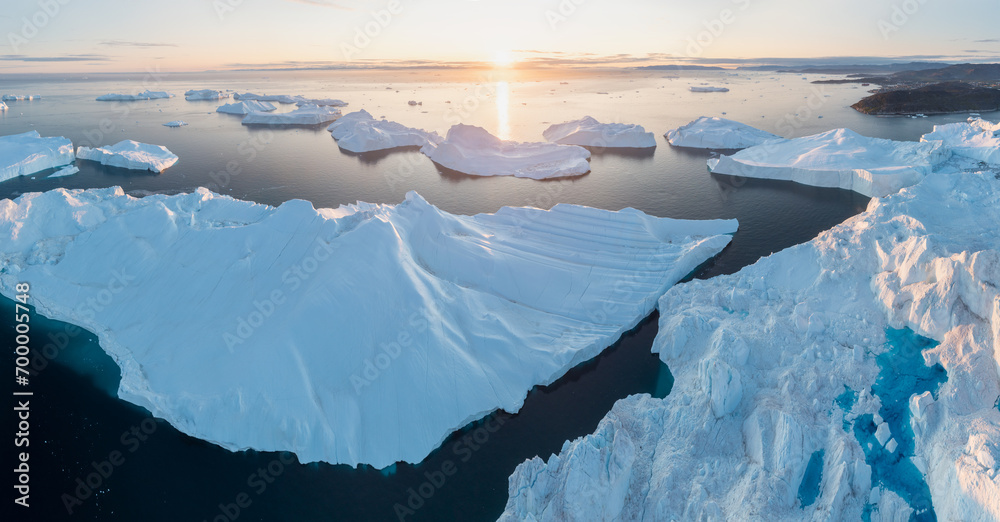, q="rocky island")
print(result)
[851,81,1000,115]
